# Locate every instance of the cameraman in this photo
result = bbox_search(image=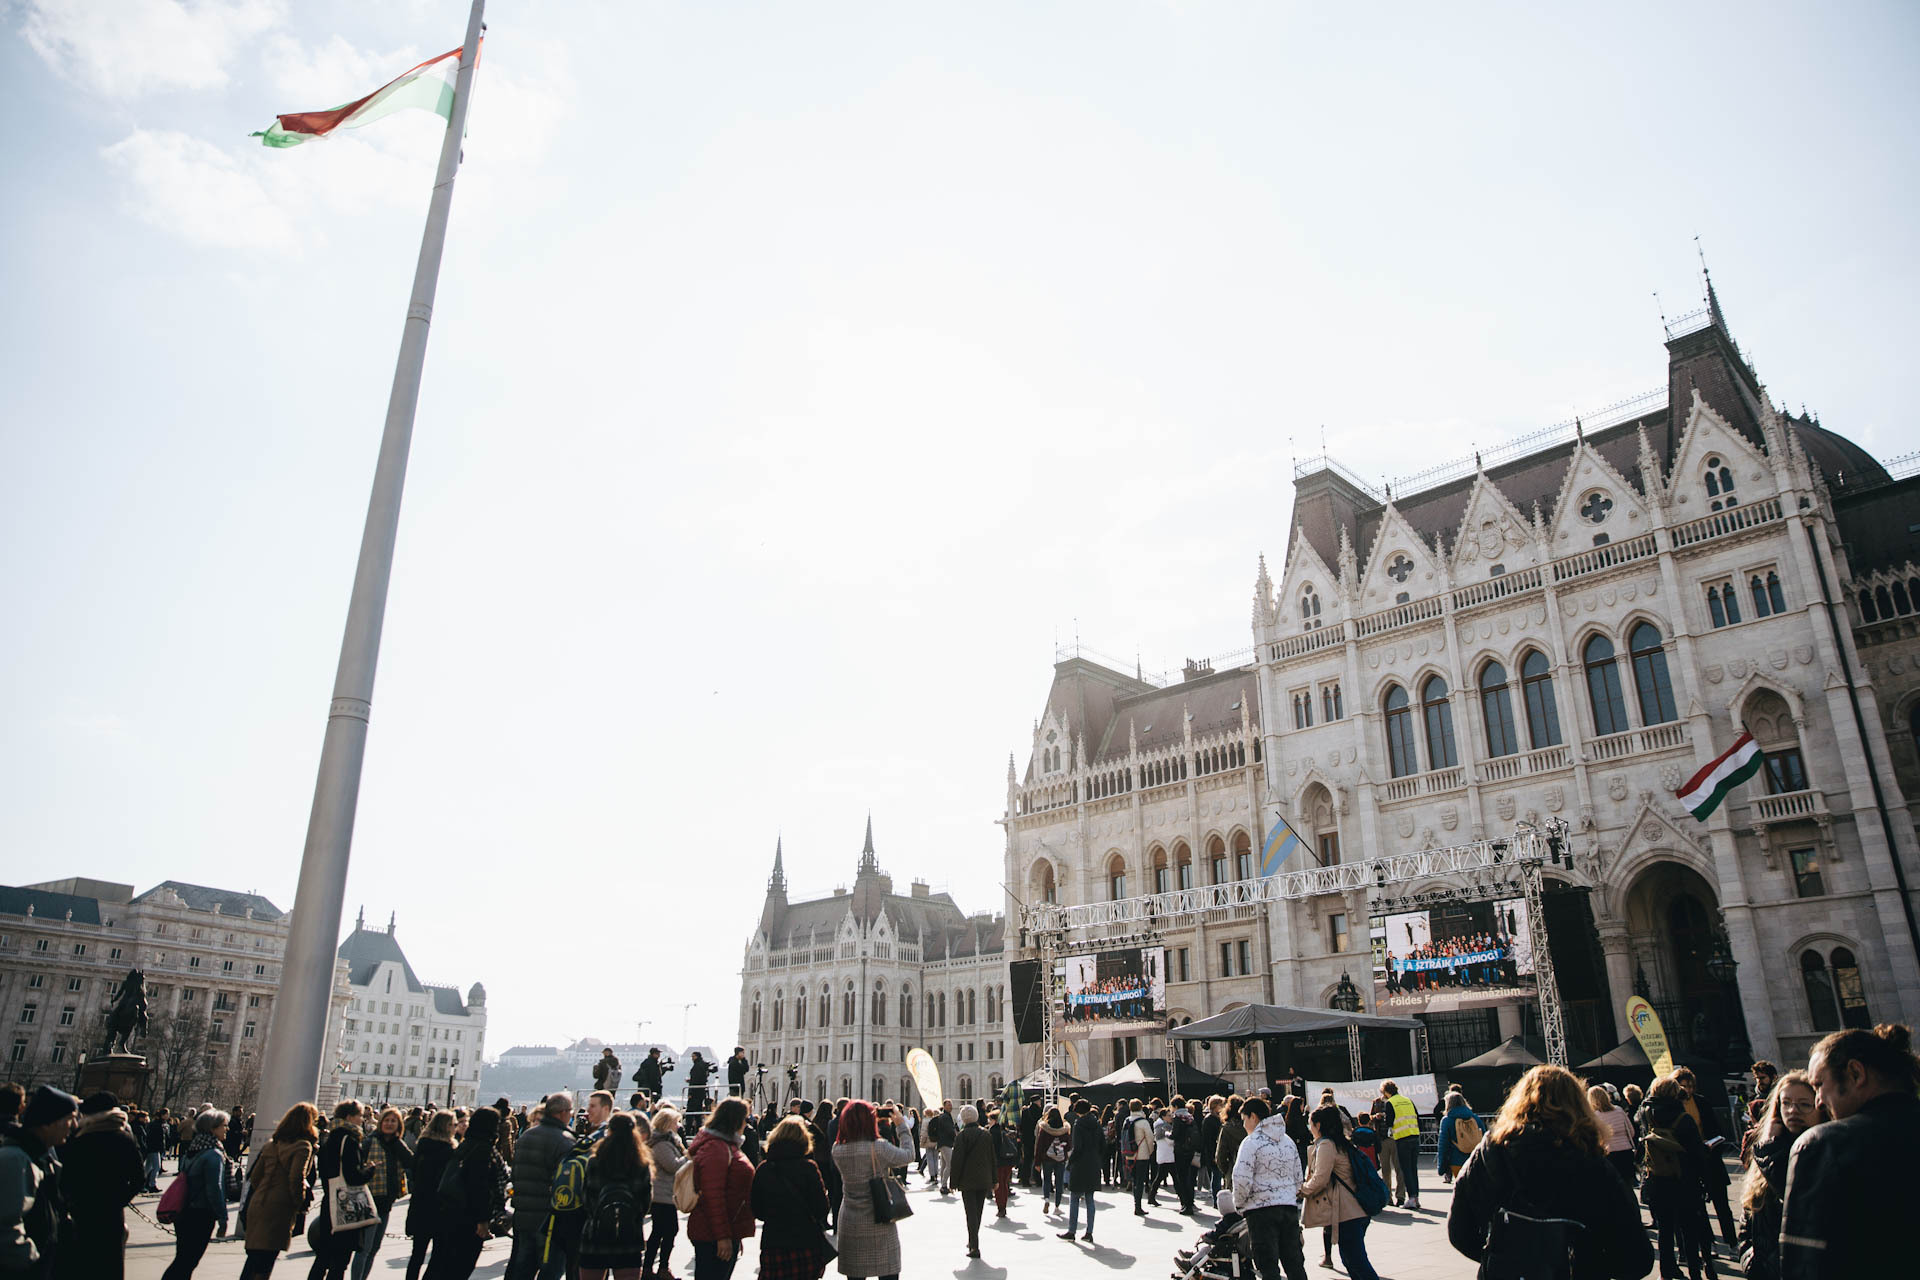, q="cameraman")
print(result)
[686,1051,713,1118]
[632,1046,666,1098]
[728,1047,750,1097]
